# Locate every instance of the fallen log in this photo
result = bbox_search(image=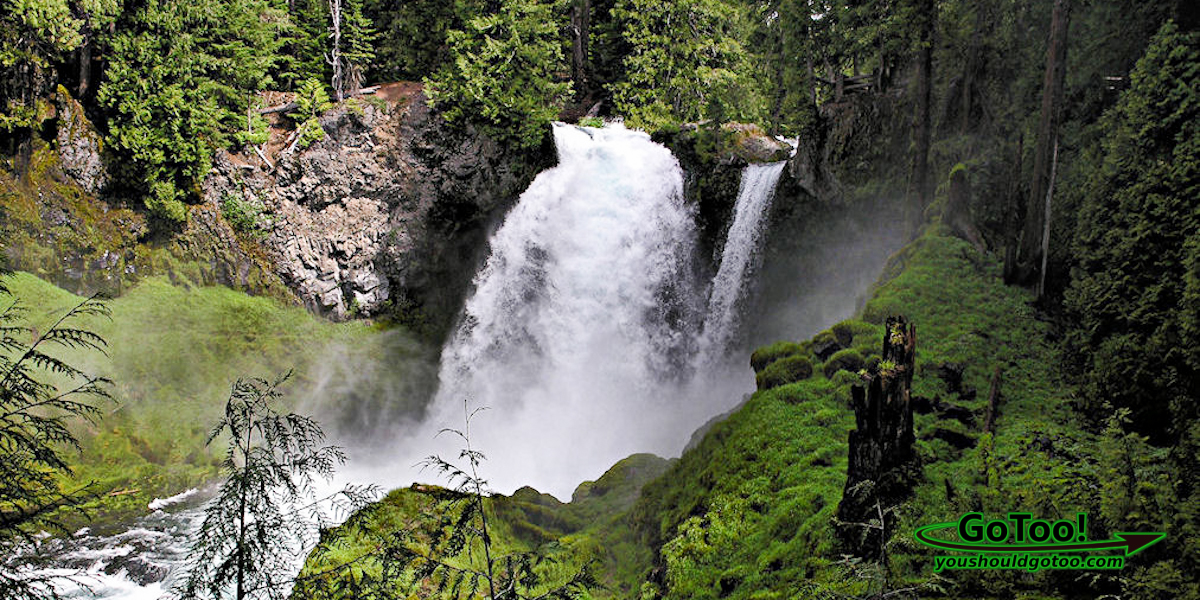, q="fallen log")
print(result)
[257,85,381,115]
[259,102,298,115]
